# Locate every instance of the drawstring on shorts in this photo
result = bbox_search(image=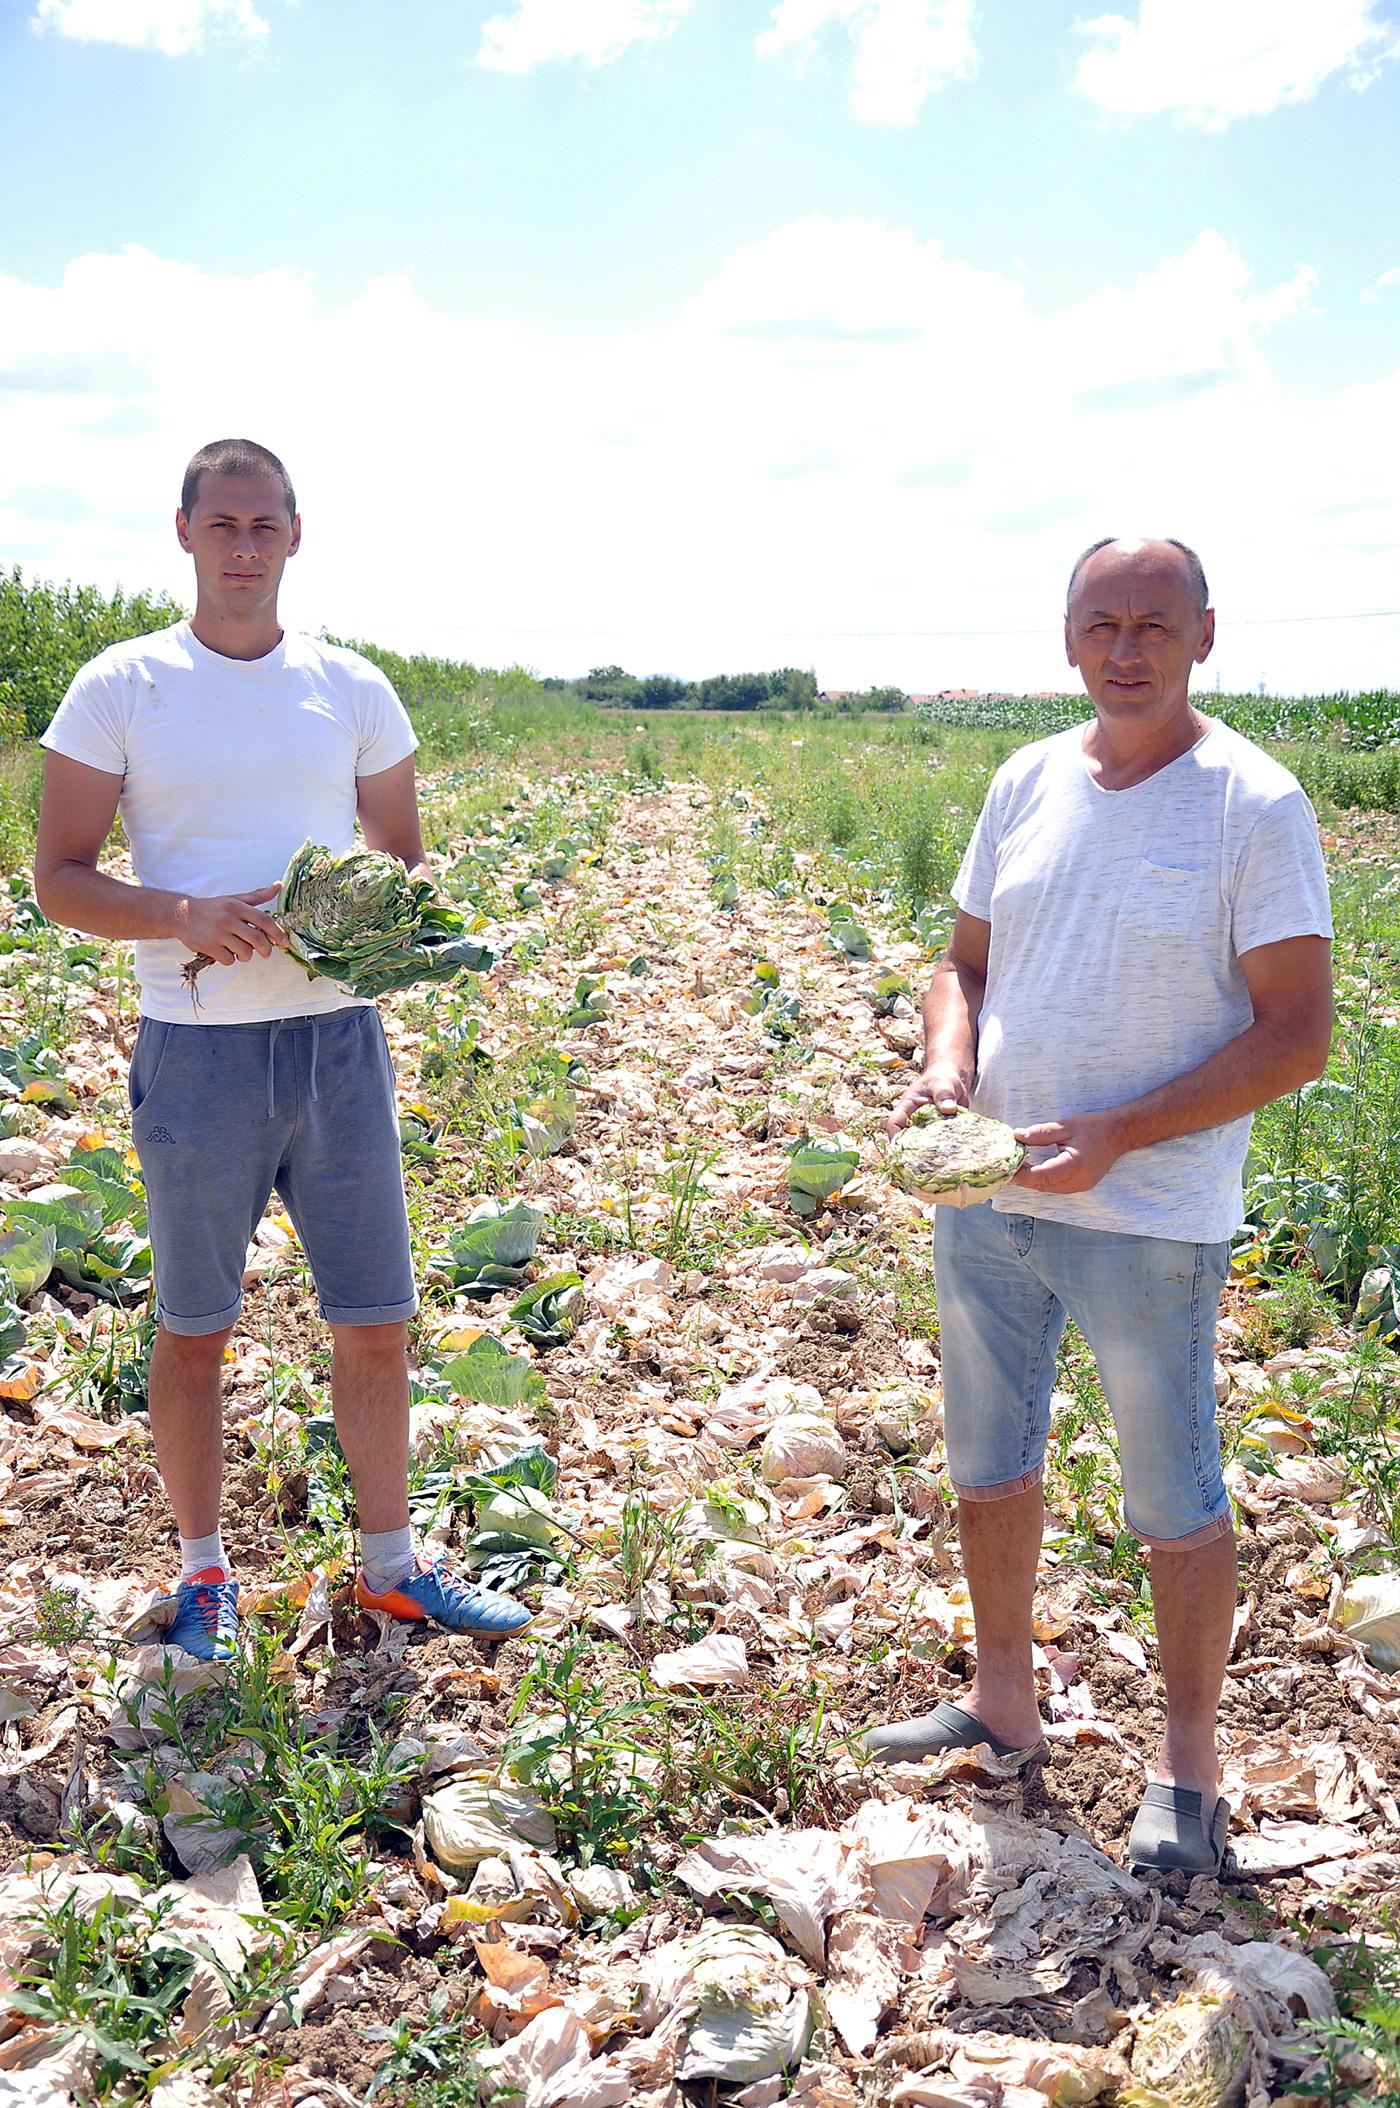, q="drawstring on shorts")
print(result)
[265,1016,322,1119]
